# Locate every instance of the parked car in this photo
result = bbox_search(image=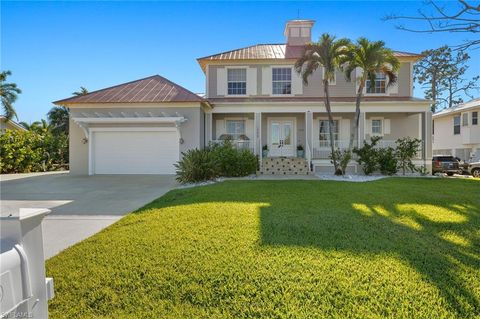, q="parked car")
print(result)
[467,162,480,178]
[432,155,462,176]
